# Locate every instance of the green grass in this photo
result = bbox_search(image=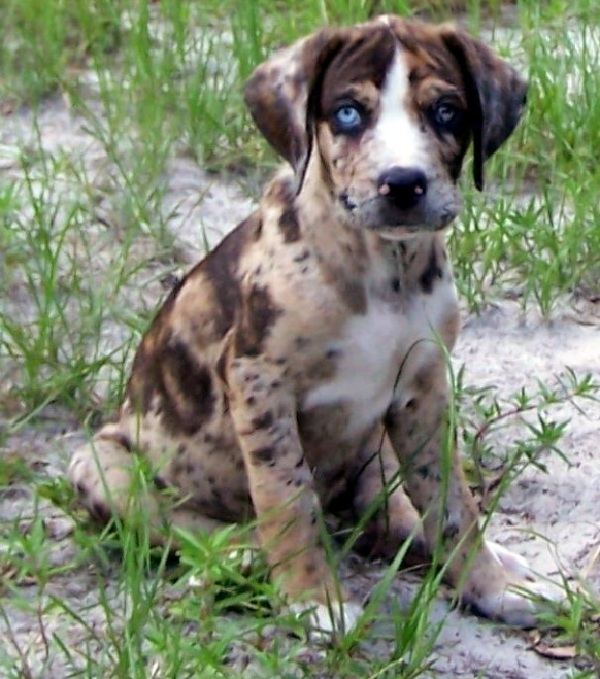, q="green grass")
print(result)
[1,0,600,676]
